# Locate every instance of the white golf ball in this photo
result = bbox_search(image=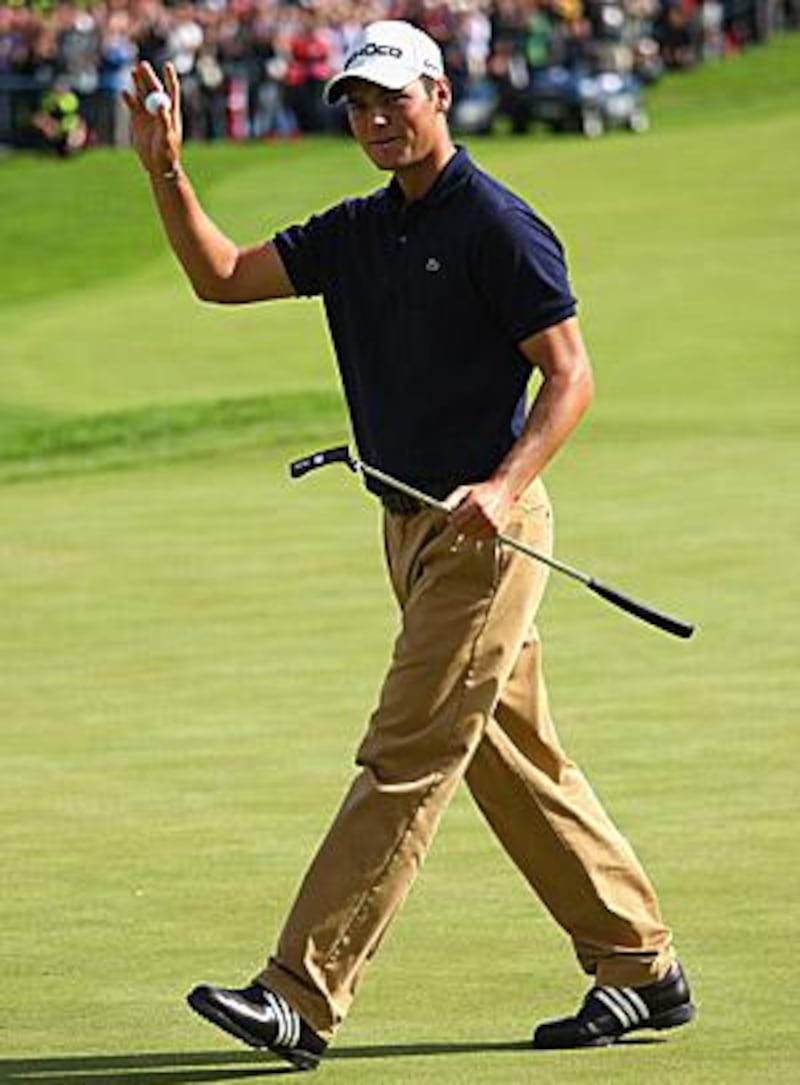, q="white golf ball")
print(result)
[144,91,171,116]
